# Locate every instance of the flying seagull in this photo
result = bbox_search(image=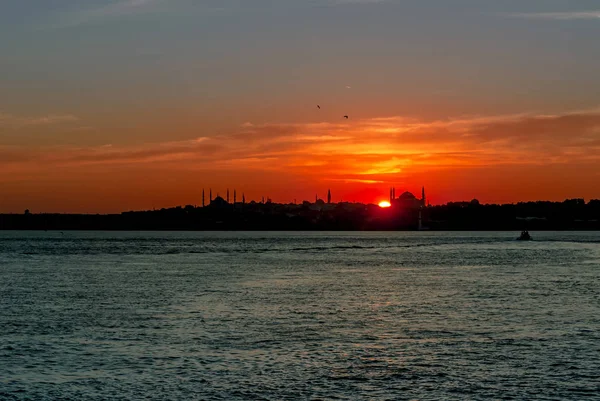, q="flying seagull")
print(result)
[343,115,349,119]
